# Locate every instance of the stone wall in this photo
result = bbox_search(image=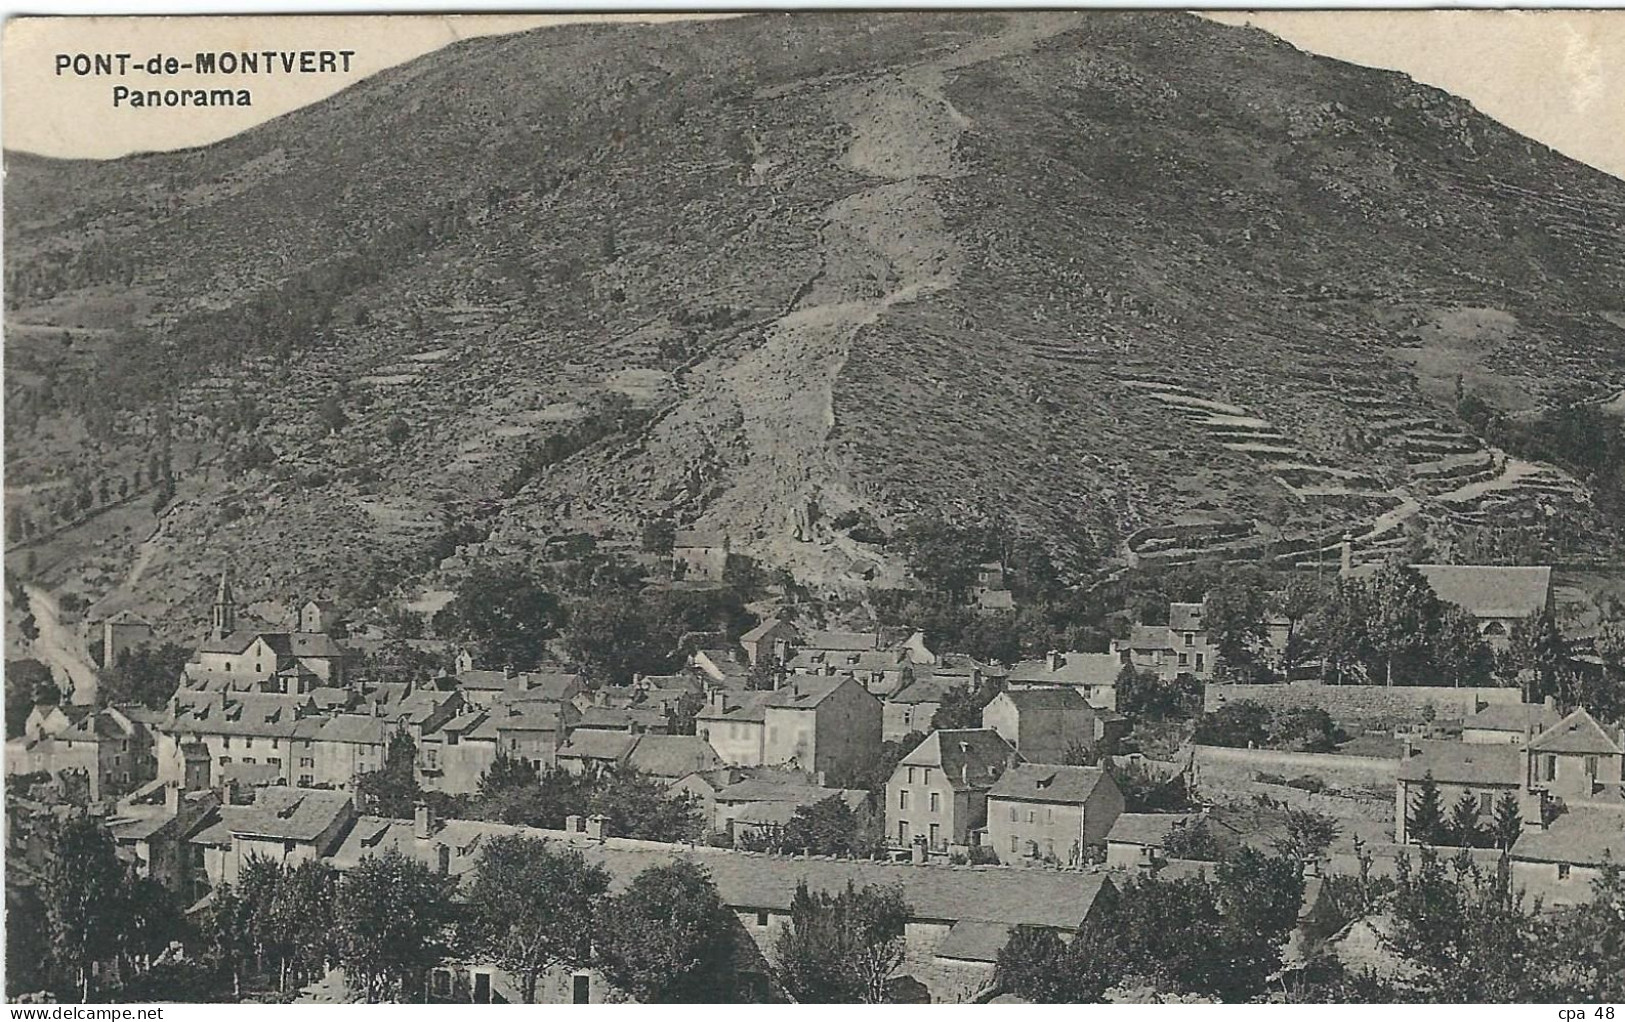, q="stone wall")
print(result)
[1203,681,1522,727]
